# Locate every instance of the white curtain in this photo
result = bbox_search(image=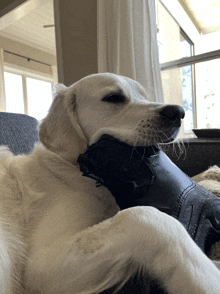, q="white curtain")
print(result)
[97,0,164,103]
